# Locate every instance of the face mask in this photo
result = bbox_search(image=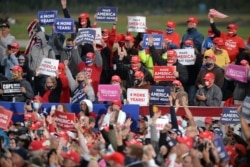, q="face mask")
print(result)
[134,79,141,86]
[166,28,174,34]
[66,45,73,51]
[182,120,188,128]
[35,42,42,46]
[32,102,40,110]
[205,81,210,87]
[85,59,93,65]
[185,45,193,49]
[205,62,214,68]
[19,62,25,66]
[46,85,53,90]
[187,28,194,32]
[77,80,85,85]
